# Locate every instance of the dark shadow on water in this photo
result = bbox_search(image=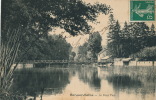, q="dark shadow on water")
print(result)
[12,68,70,99]
[107,74,142,90]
